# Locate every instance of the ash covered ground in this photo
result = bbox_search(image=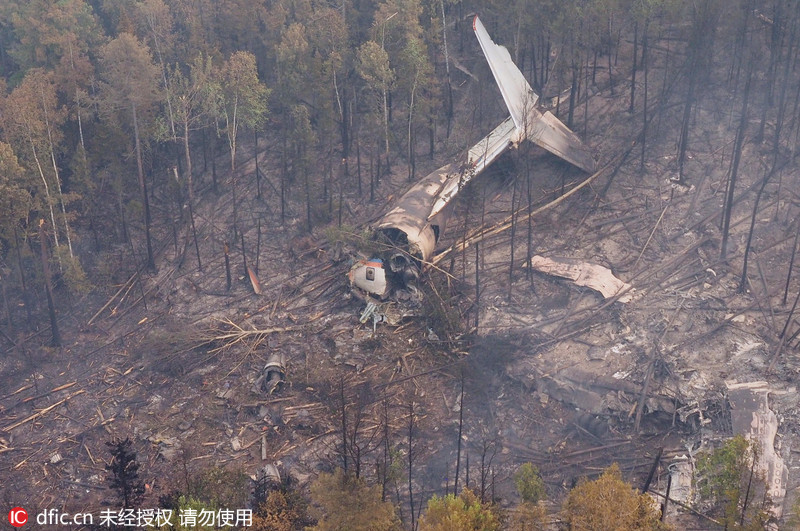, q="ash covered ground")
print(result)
[1,25,799,529]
